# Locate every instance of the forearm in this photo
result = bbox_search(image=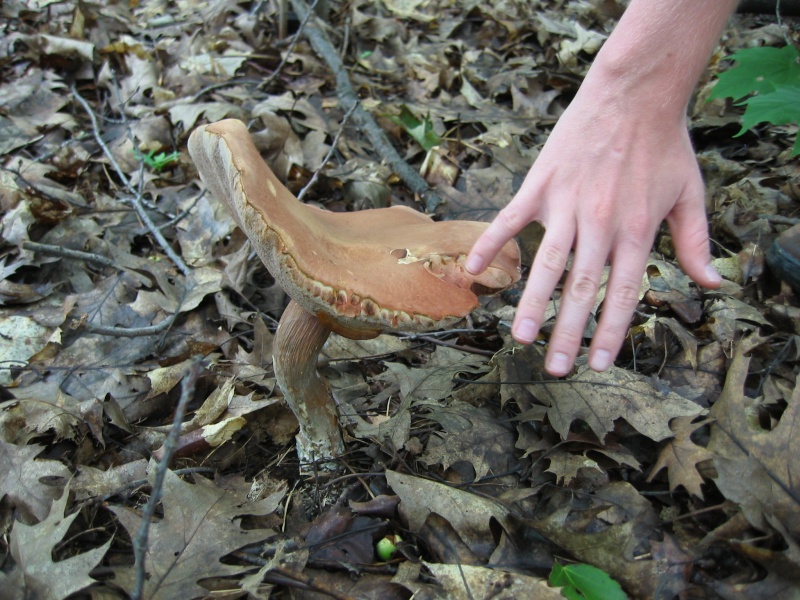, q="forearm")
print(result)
[585,0,738,121]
